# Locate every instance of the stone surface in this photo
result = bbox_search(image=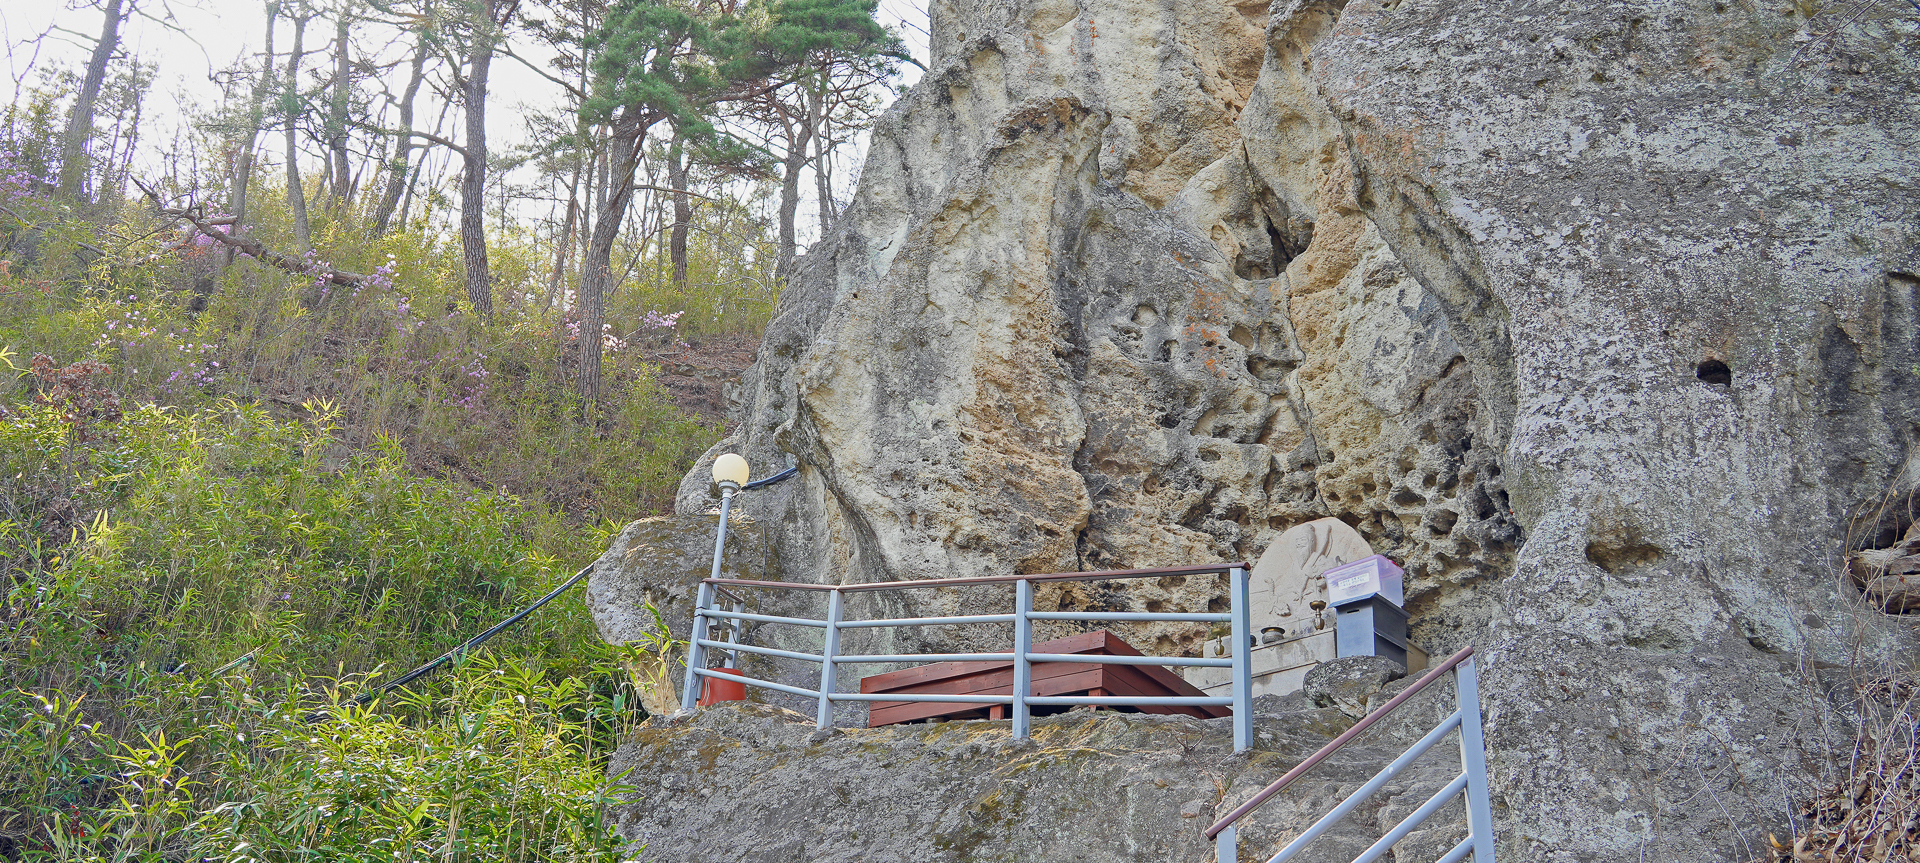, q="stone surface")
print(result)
[1303,656,1408,720]
[595,0,1920,859]
[607,700,1472,863]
